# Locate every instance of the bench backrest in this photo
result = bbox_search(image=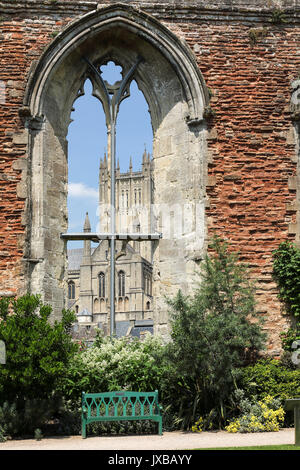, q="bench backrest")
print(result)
[82,390,160,418]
